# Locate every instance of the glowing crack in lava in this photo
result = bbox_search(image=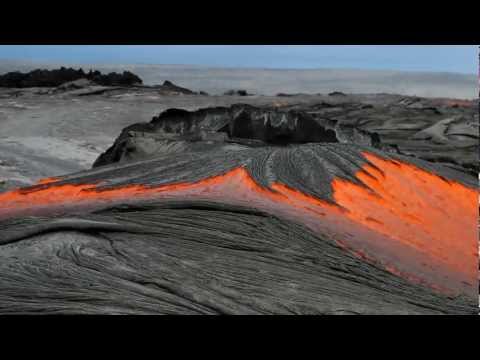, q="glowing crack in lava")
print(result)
[0,152,477,296]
